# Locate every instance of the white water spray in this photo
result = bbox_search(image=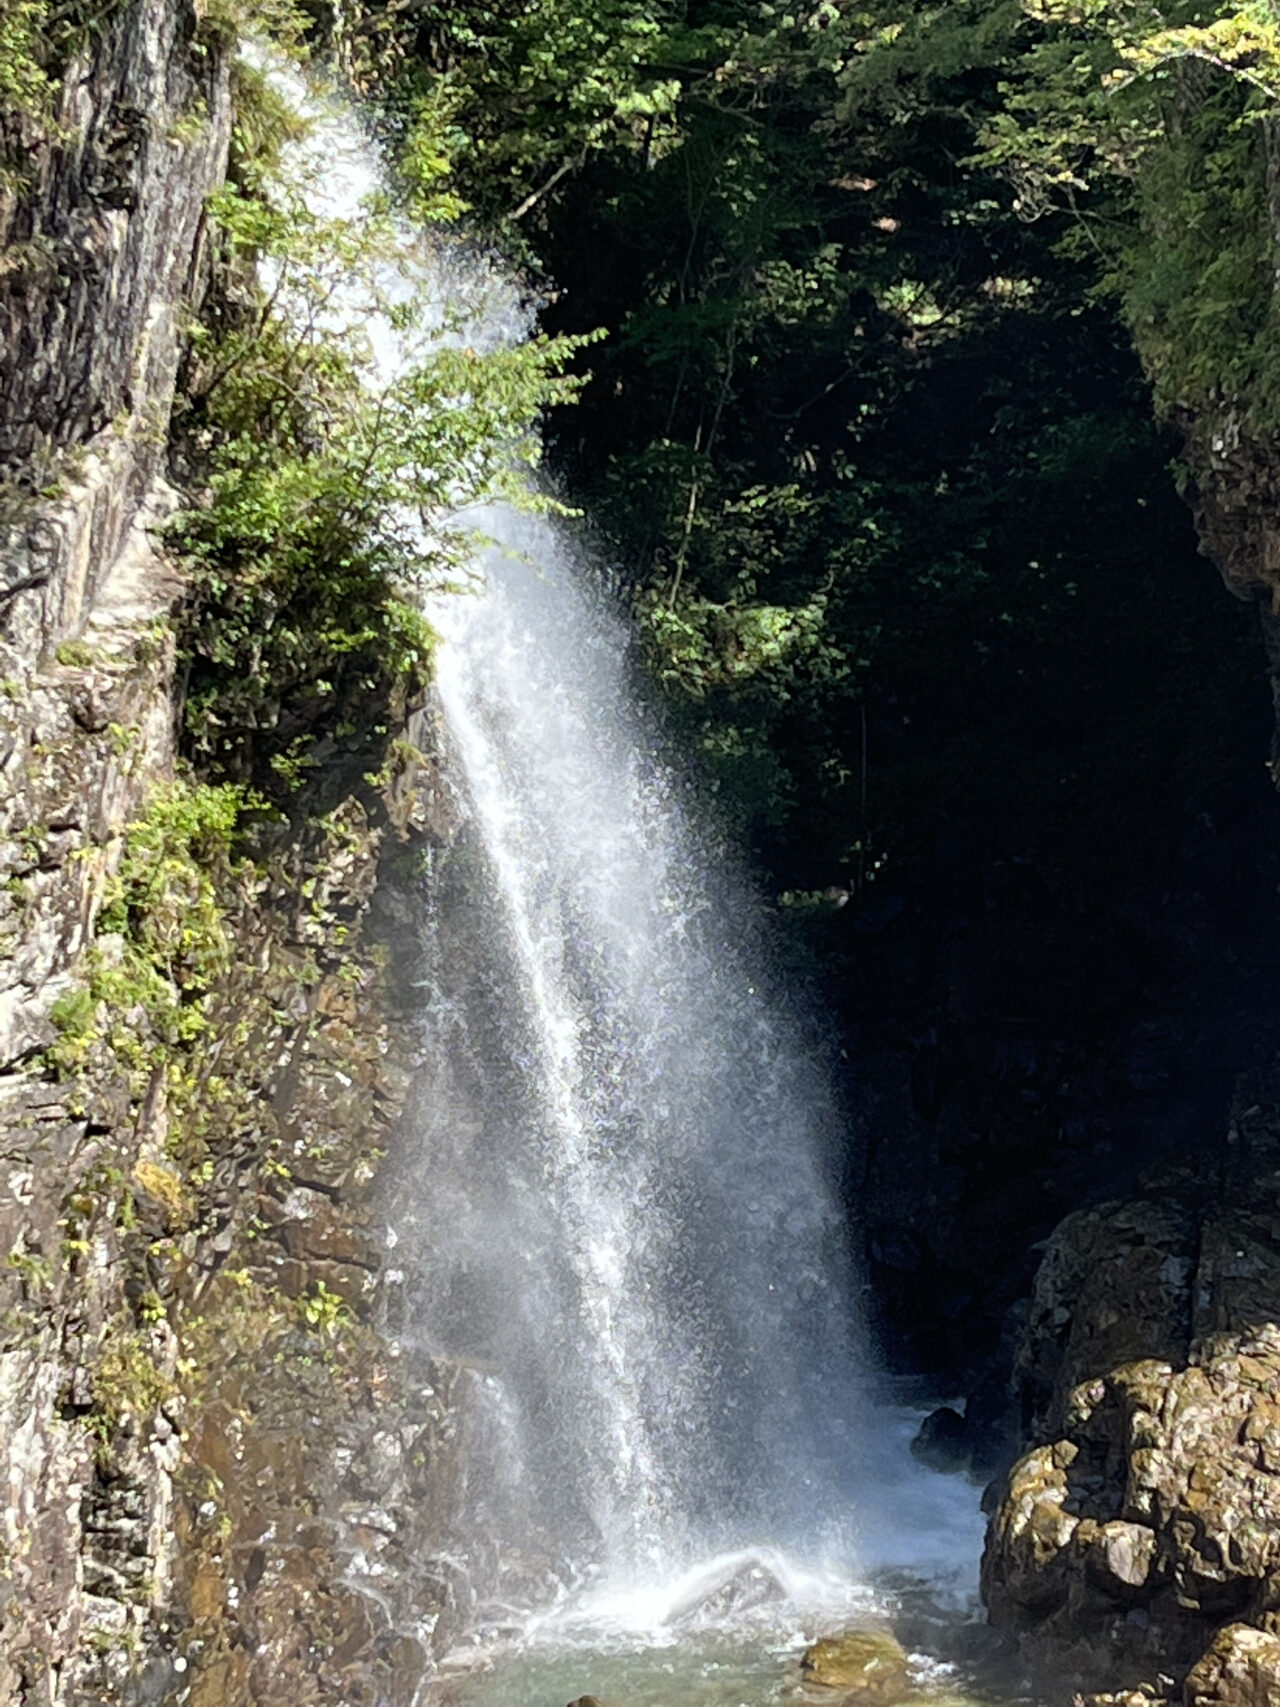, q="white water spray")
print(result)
[411,501,866,1575]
